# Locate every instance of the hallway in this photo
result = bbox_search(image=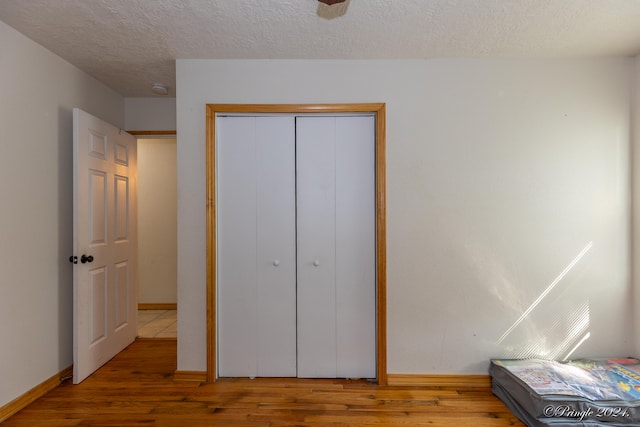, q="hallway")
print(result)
[137,309,176,338]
